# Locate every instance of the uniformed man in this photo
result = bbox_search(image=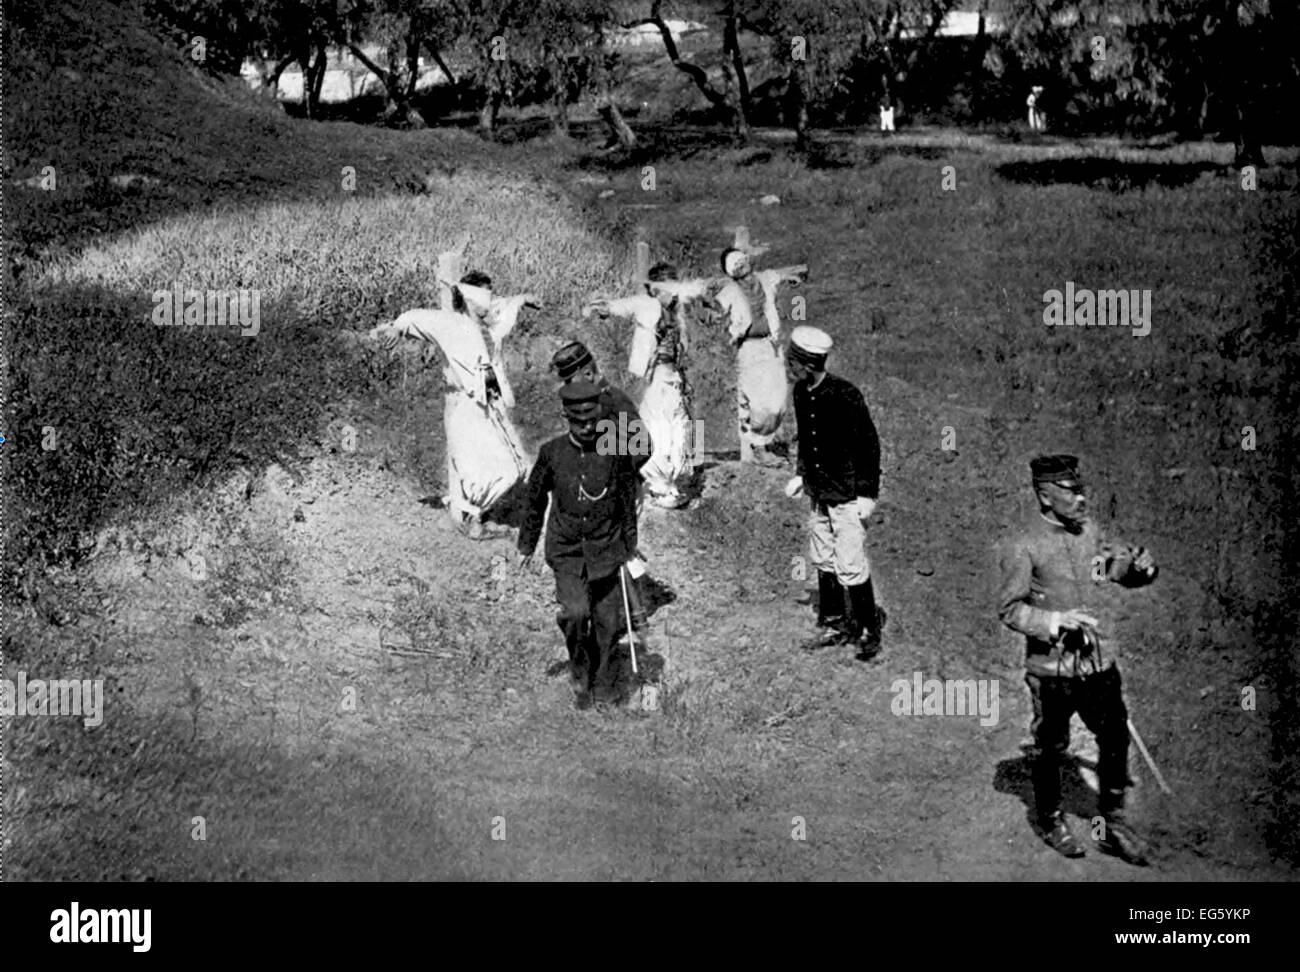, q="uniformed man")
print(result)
[996,454,1157,864]
[551,341,648,458]
[784,326,885,660]
[518,381,645,709]
[552,341,654,639]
